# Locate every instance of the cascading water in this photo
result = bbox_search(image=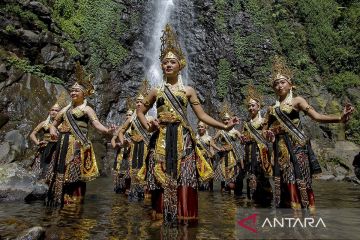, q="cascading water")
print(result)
[144,0,175,89]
